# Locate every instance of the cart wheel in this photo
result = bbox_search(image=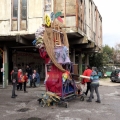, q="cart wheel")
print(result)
[80,96,84,101]
[40,99,46,107]
[65,102,68,108]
